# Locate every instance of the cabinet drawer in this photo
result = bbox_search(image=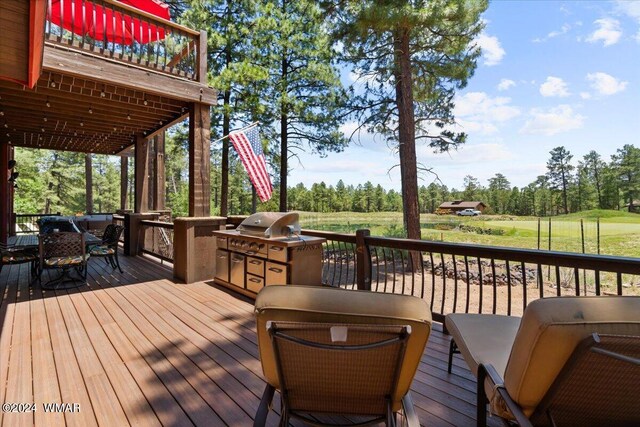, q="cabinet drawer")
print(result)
[268,244,288,262]
[265,261,288,285]
[216,236,228,249]
[247,256,265,277]
[246,274,264,293]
